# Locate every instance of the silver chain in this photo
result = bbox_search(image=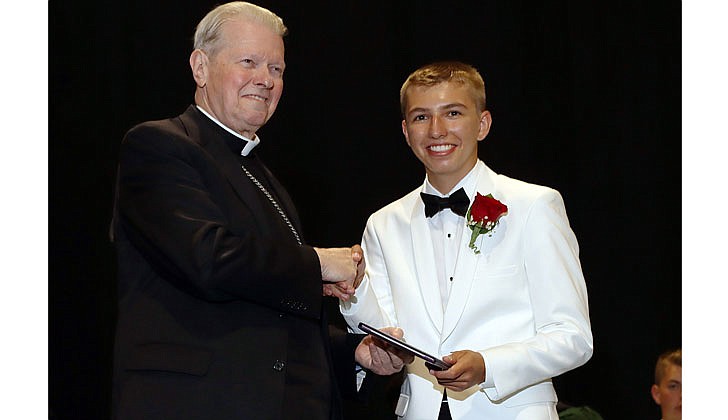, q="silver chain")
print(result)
[240,163,302,245]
